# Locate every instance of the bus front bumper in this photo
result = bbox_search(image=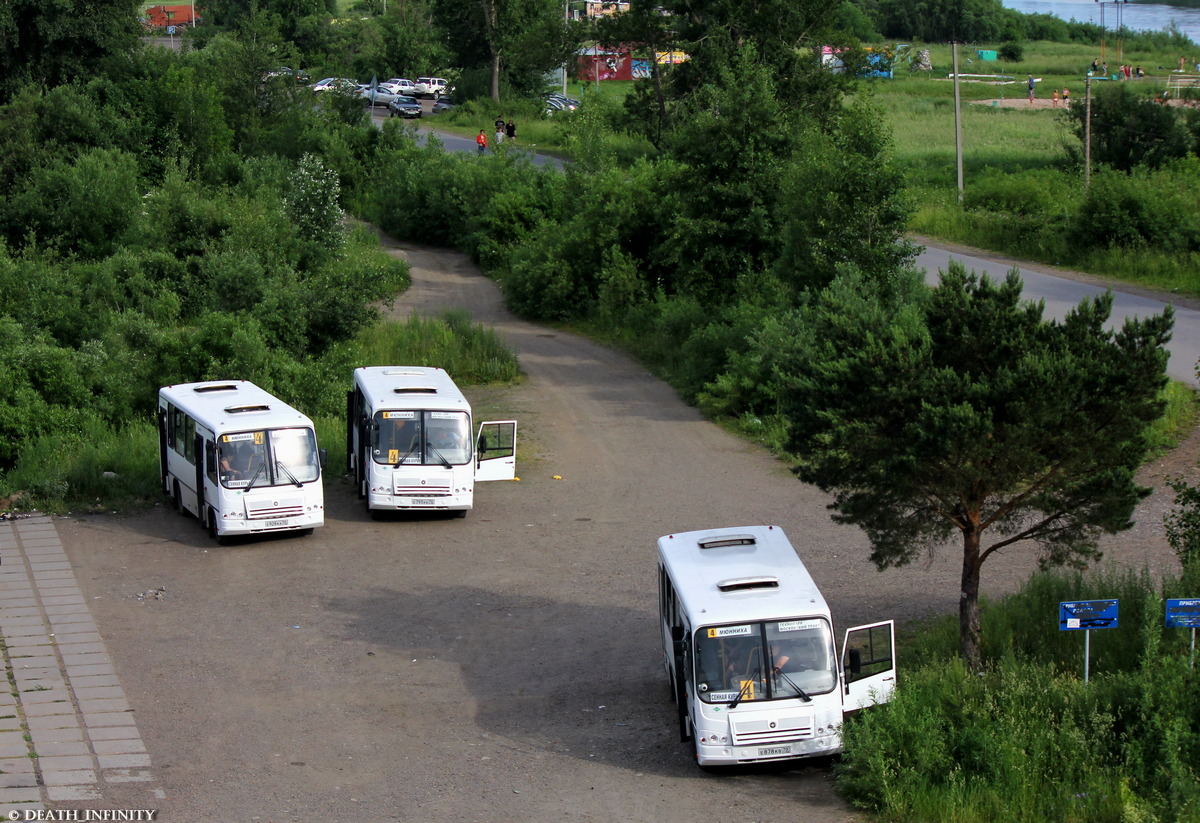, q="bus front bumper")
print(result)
[695,729,842,766]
